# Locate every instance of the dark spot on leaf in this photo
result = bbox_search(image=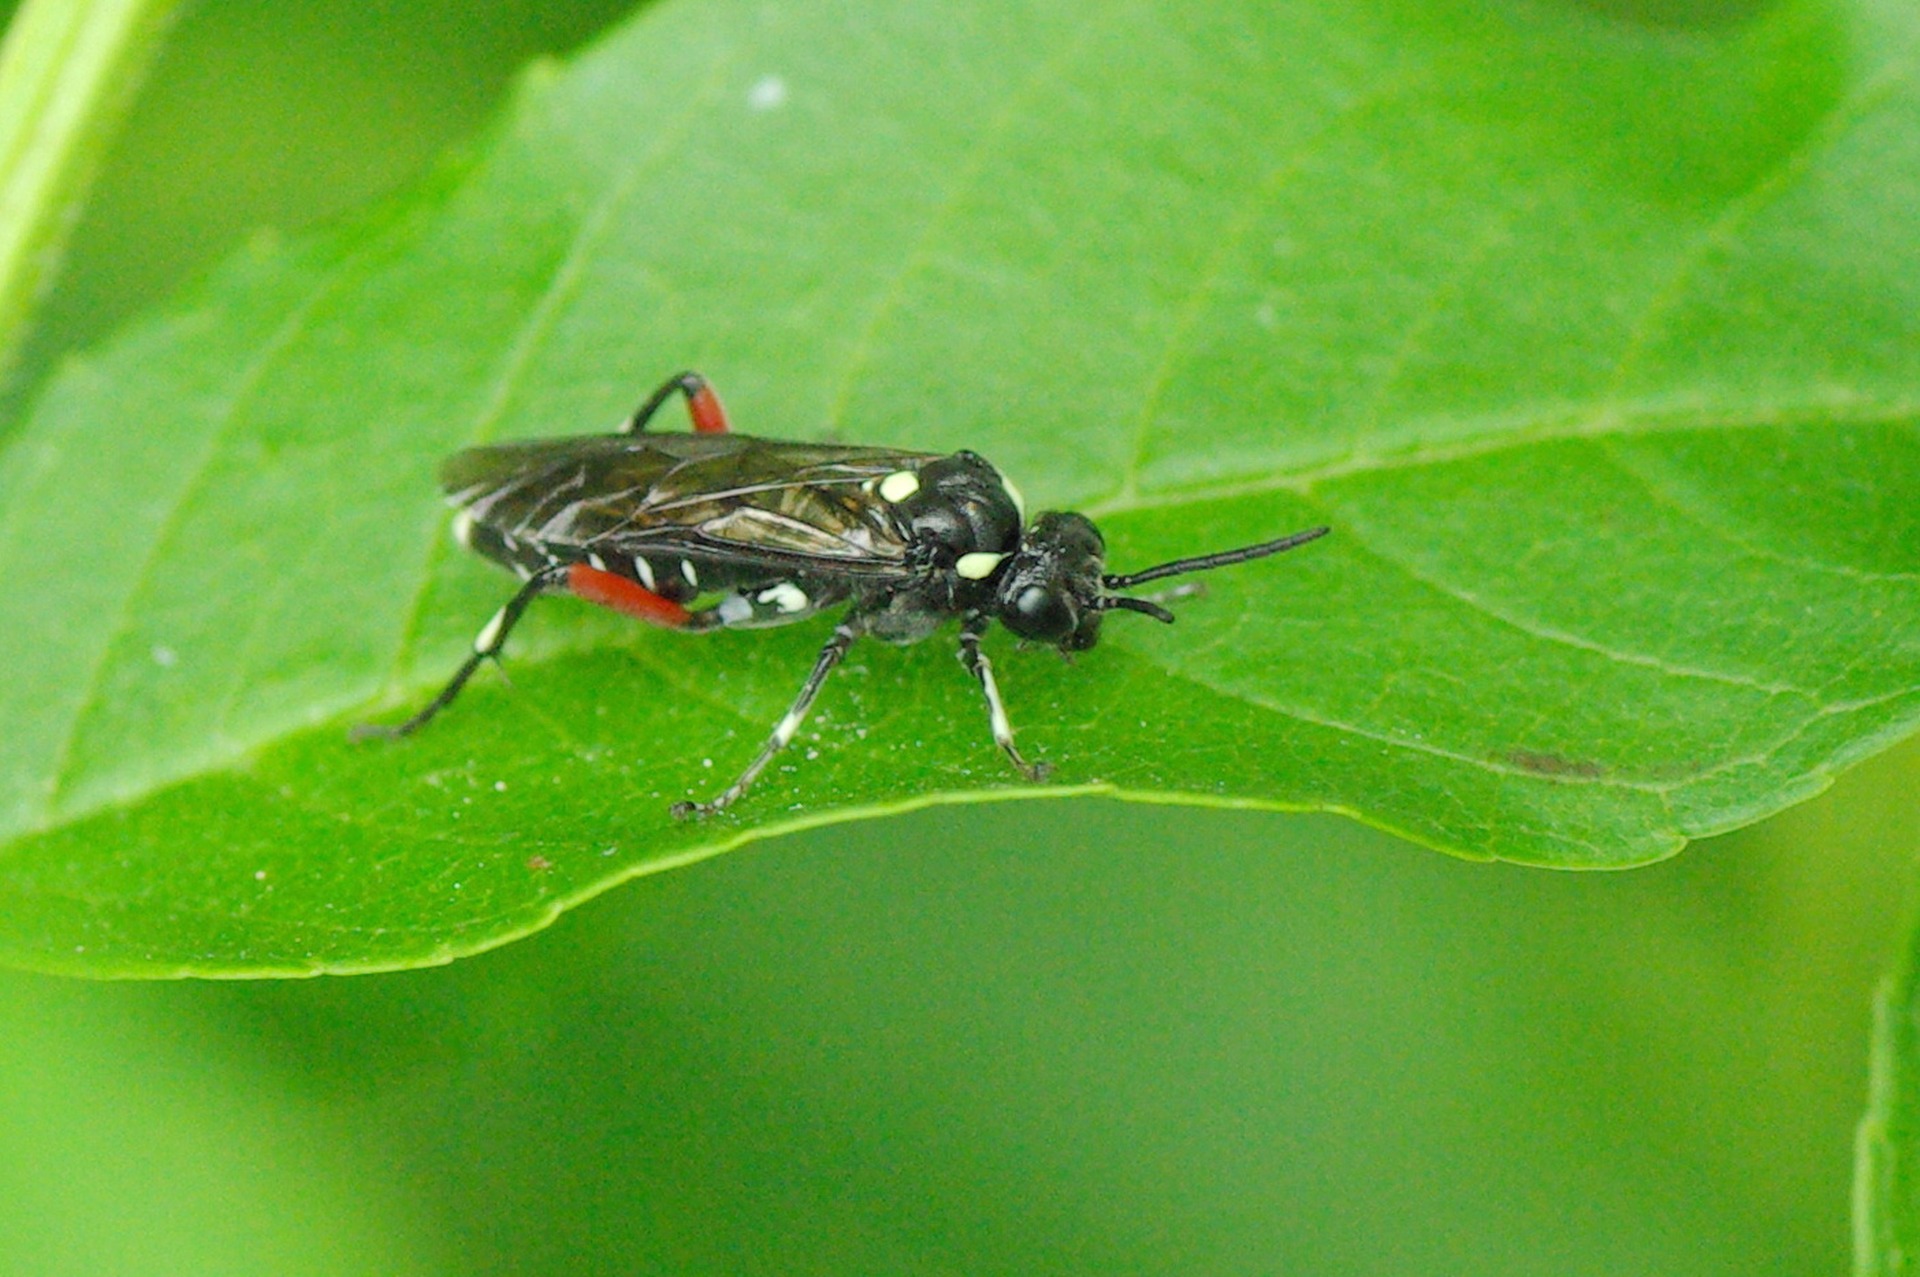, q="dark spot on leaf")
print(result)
[526,855,553,872]
[1506,750,1606,780]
